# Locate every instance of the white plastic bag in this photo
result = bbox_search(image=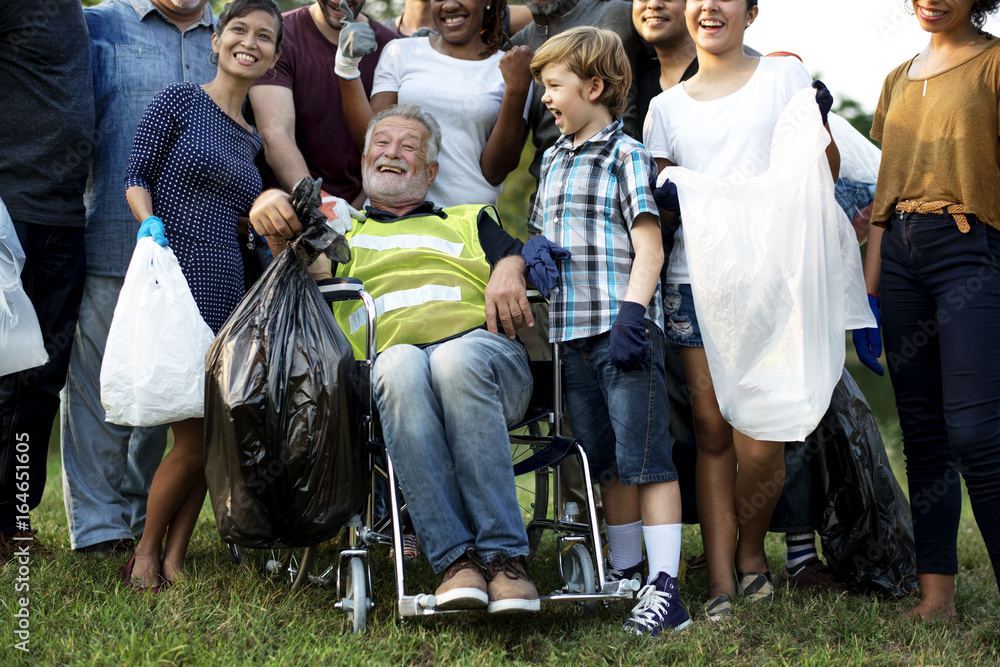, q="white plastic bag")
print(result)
[101,237,215,426]
[0,197,48,376]
[663,88,875,442]
[828,112,881,185]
